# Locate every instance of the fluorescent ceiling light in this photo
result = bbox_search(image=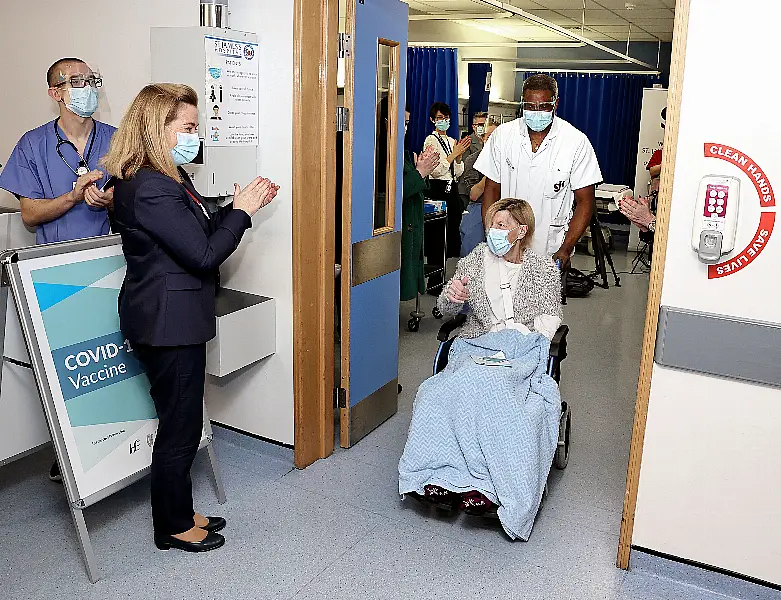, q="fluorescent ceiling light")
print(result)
[463,58,632,64]
[514,68,660,75]
[409,13,510,20]
[409,42,586,48]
